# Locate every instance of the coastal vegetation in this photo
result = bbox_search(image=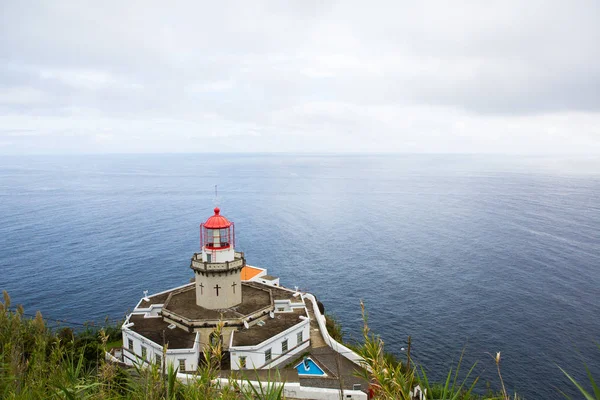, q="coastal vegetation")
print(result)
[1,291,597,399]
[324,313,344,343]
